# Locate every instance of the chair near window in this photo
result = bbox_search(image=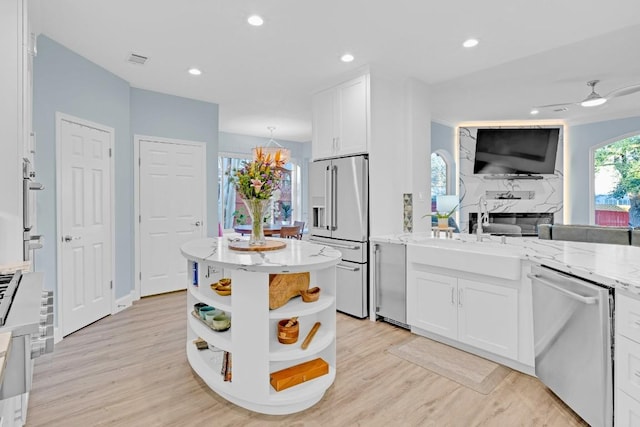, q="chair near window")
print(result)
[293,221,305,239]
[279,225,302,239]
